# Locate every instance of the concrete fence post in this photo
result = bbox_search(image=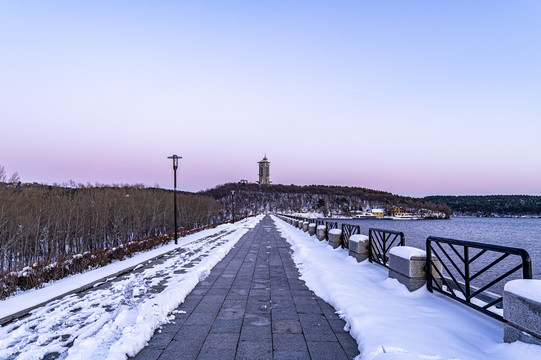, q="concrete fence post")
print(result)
[316,225,327,241]
[328,229,342,249]
[308,223,317,236]
[388,246,442,291]
[302,221,309,232]
[348,234,369,262]
[504,279,541,346]
[298,220,304,229]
